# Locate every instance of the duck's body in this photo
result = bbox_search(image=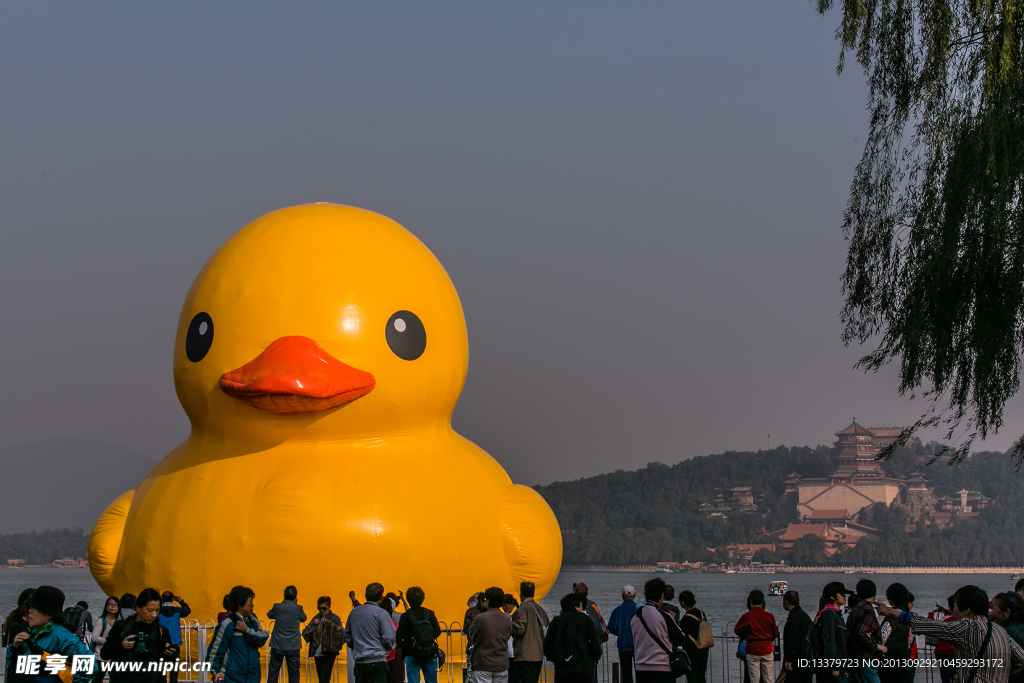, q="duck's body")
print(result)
[88,204,562,624]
